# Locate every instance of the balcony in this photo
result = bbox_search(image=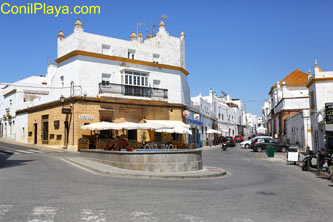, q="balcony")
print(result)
[99,83,168,99]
